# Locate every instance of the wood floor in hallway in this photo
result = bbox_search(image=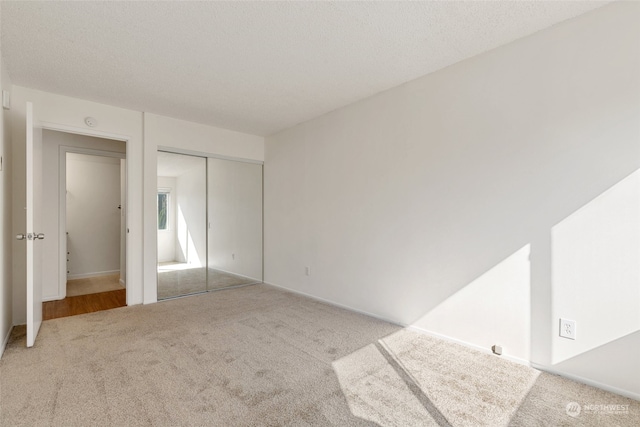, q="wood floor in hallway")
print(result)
[42,289,126,320]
